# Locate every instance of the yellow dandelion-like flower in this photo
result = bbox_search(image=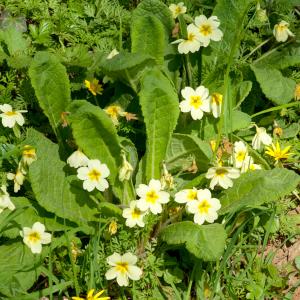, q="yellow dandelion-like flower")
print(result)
[72,289,110,300]
[265,141,291,162]
[84,79,103,96]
